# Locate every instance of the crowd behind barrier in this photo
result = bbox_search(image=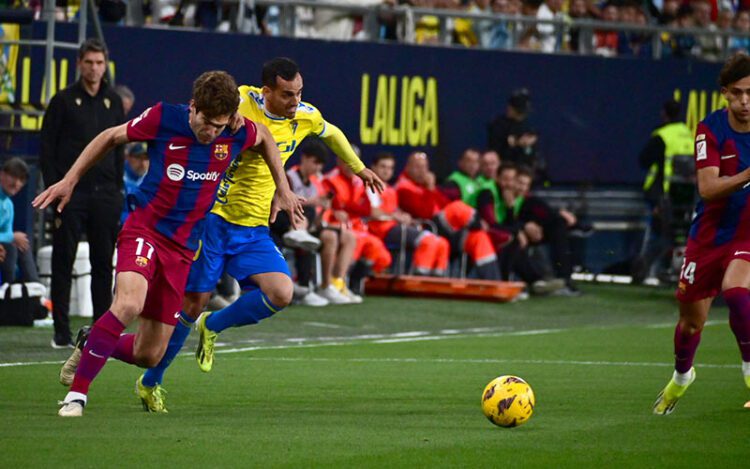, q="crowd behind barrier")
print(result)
[7,0,750,60]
